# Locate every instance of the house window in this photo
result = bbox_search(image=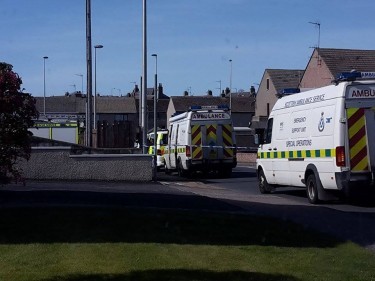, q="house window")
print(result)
[266,78,270,90]
[114,114,128,121]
